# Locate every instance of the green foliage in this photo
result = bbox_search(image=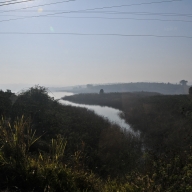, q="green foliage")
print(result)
[0,116,40,164]
[10,87,142,179]
[0,87,192,191]
[0,116,140,192]
[64,92,192,190]
[126,150,192,192]
[0,117,102,191]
